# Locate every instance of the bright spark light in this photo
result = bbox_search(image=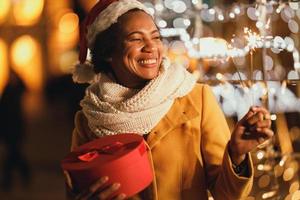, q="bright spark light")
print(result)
[244,27,261,51]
